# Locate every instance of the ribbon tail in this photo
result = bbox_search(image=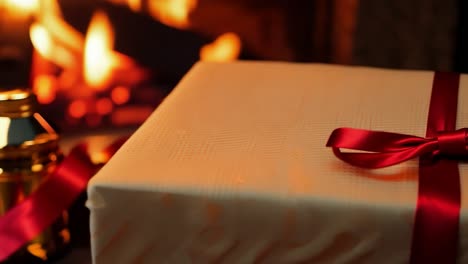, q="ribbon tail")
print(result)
[0,144,96,261]
[410,71,461,264]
